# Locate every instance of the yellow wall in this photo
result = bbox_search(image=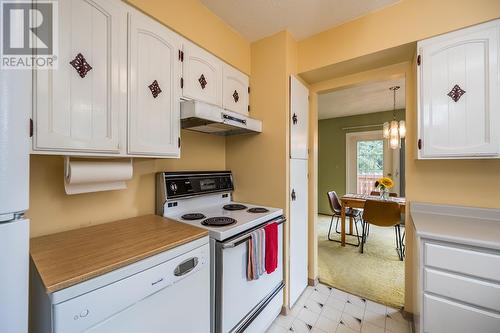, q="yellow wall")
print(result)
[226,30,298,308]
[28,0,251,237]
[298,0,500,74]
[29,131,226,236]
